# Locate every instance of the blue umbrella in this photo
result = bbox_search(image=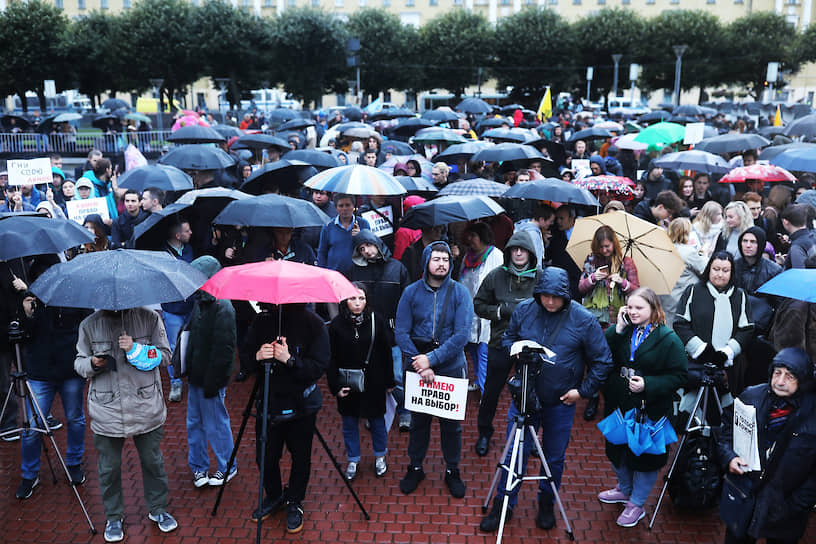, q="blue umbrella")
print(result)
[642,415,678,455]
[400,195,505,229]
[213,193,330,228]
[116,164,194,193]
[304,165,406,196]
[456,97,493,114]
[770,147,816,173]
[421,109,460,123]
[158,145,236,170]
[597,408,628,445]
[622,408,678,456]
[653,150,732,174]
[0,215,93,261]
[502,178,600,207]
[29,249,207,310]
[758,269,816,302]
